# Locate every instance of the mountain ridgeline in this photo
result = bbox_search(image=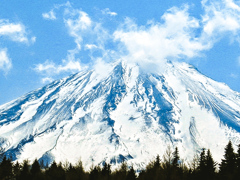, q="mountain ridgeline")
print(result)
[0,60,240,169]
